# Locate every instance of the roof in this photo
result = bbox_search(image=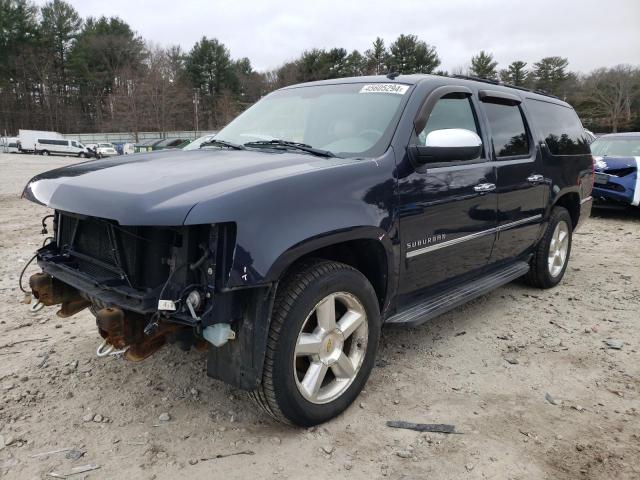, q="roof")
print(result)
[281,74,569,107]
